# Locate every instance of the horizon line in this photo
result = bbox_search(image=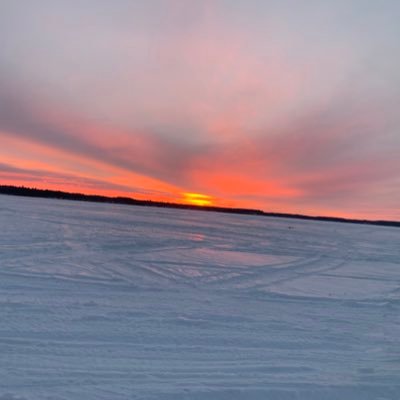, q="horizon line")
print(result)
[0,184,399,228]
